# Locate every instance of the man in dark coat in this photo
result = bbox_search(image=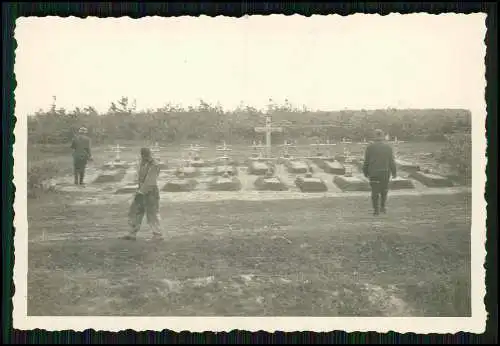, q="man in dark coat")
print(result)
[123,147,163,241]
[71,127,92,185]
[363,129,397,216]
